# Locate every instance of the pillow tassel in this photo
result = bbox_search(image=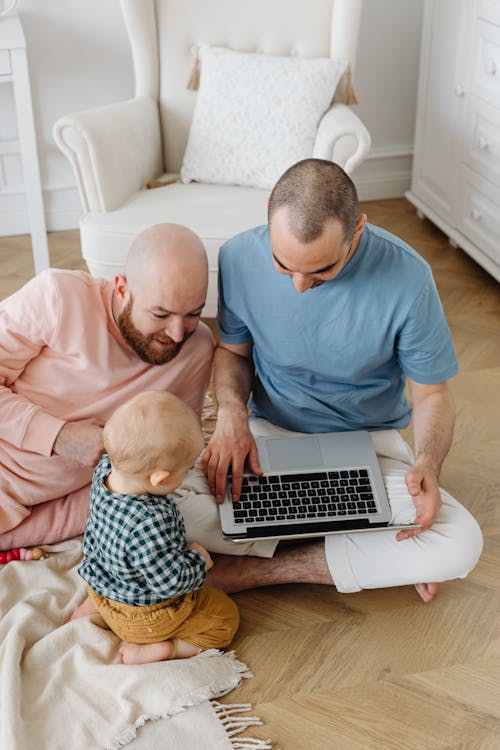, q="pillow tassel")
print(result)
[187,48,200,91]
[146,177,179,189]
[343,67,359,106]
